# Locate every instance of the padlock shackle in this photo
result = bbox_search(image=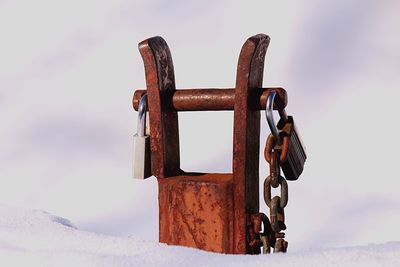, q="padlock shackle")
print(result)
[137,94,147,137]
[266,91,281,144]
